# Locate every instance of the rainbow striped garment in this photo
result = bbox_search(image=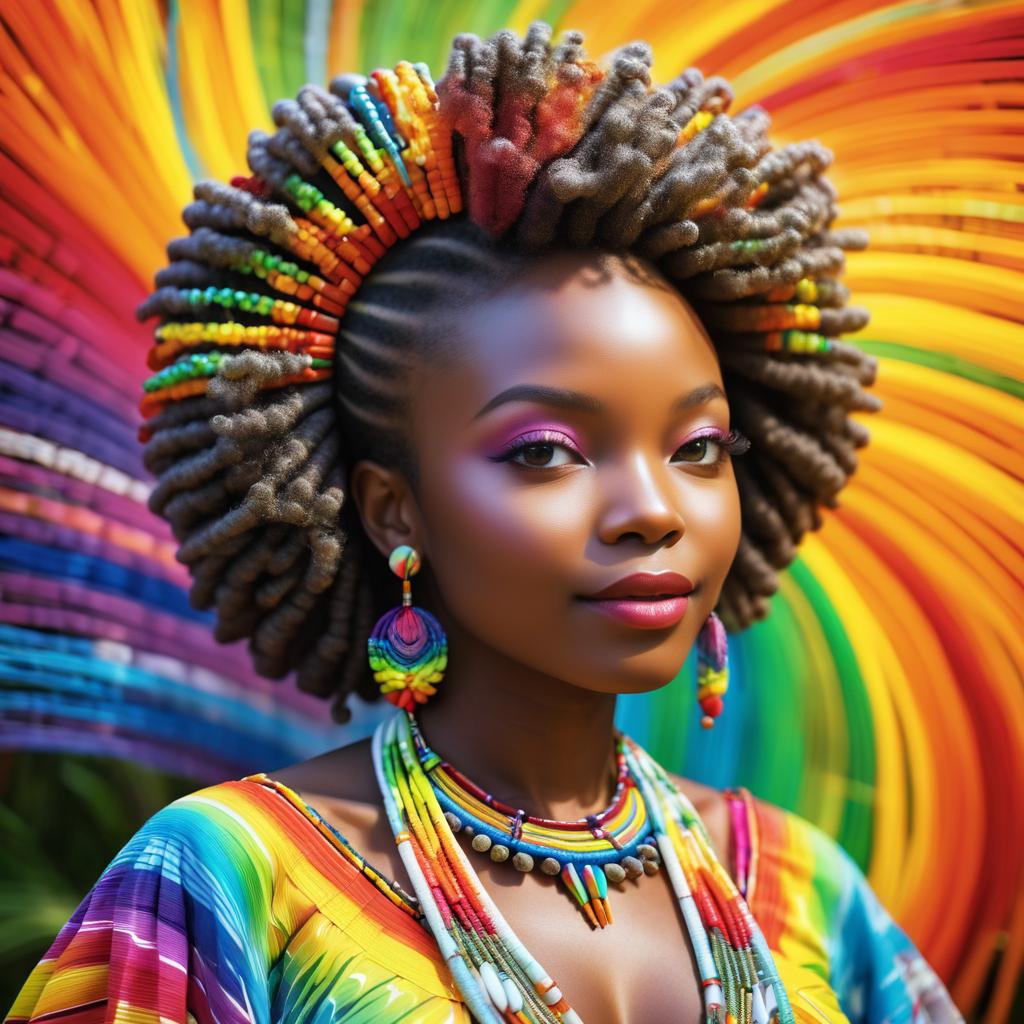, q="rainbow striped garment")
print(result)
[5,765,961,1024]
